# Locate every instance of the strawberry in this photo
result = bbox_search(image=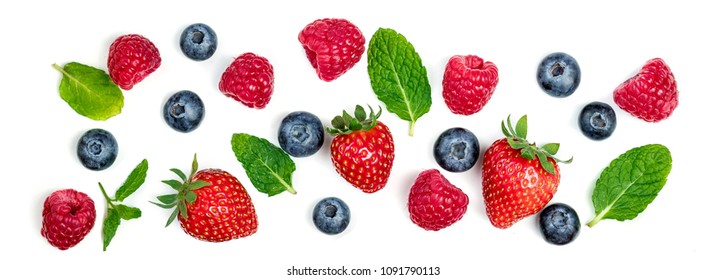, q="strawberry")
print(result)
[613,58,678,122]
[327,105,395,193]
[41,189,96,250]
[298,18,366,82]
[442,55,499,115]
[107,34,161,90]
[219,52,274,109]
[153,155,258,242]
[408,169,469,231]
[481,115,571,229]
